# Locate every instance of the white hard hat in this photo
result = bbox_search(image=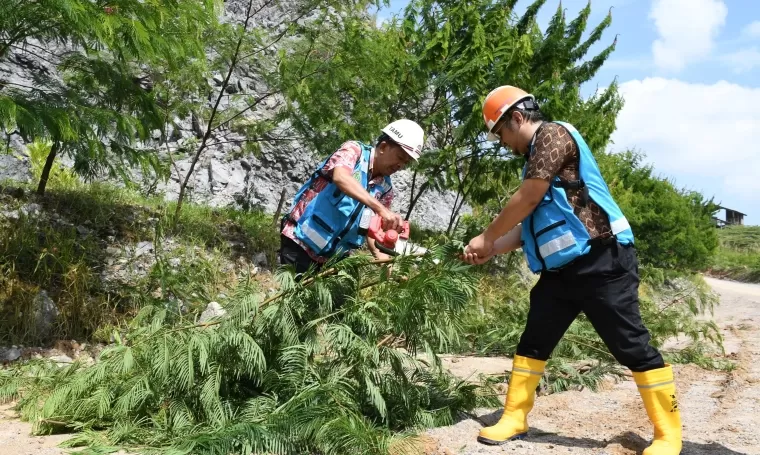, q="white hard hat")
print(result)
[381,119,425,161]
